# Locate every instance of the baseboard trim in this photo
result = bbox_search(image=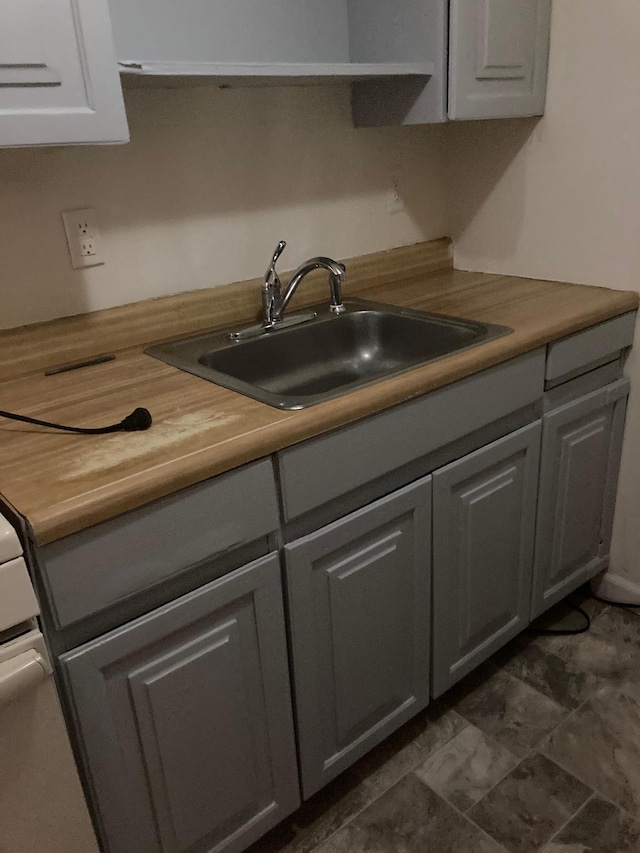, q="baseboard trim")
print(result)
[591,571,640,605]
